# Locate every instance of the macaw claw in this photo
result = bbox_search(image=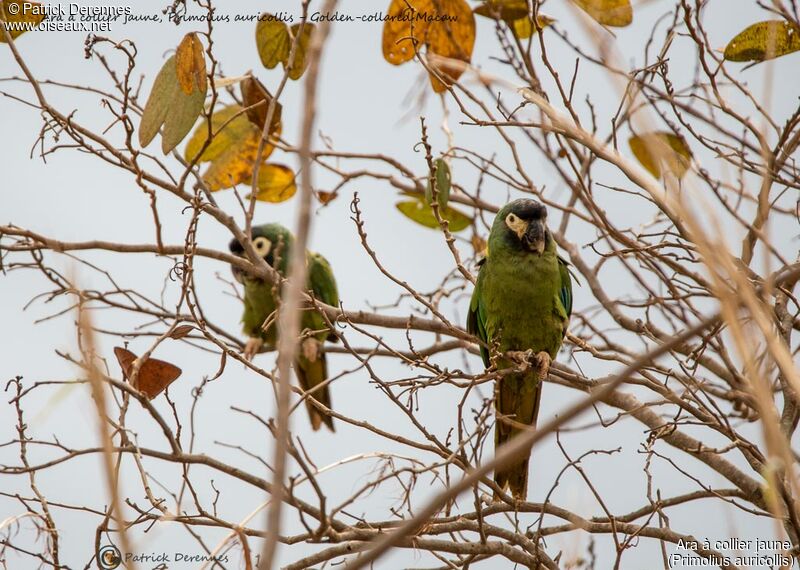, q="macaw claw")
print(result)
[243,337,263,361]
[507,349,535,371]
[534,351,551,380]
[301,337,321,362]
